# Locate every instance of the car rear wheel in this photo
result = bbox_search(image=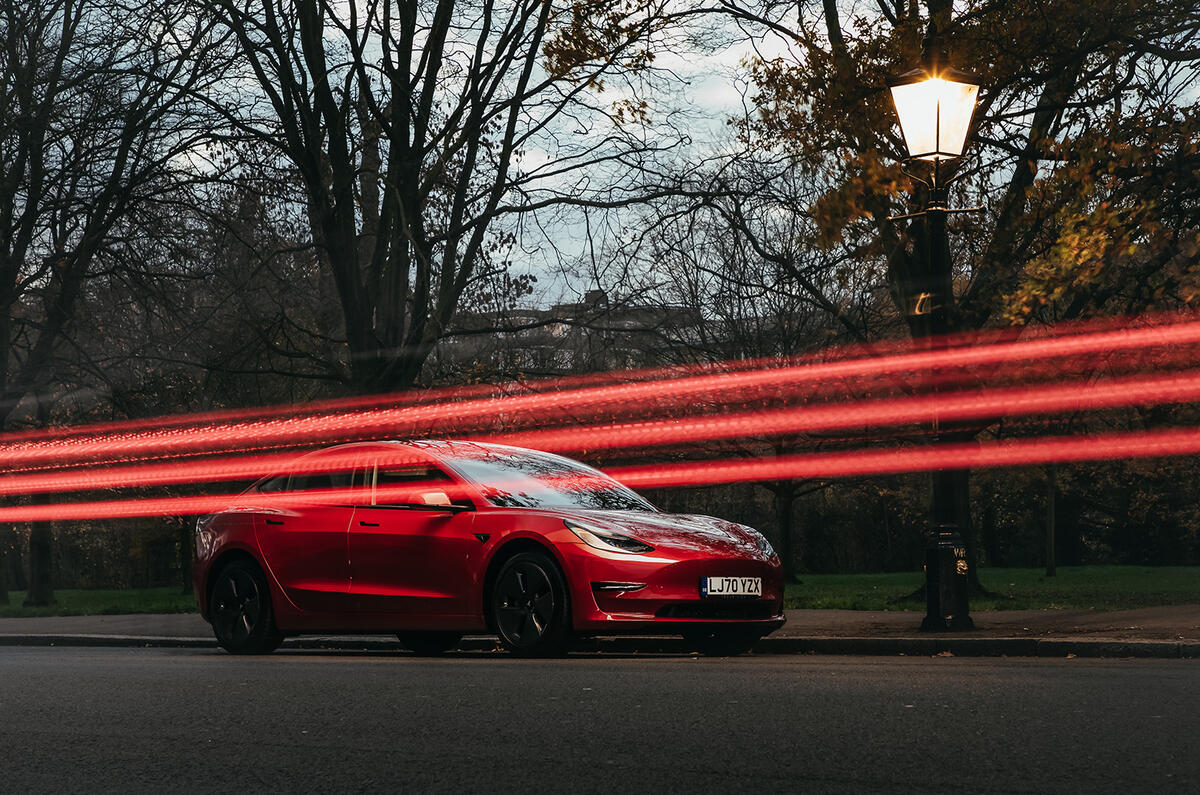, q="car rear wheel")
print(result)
[397,631,463,655]
[491,551,572,657]
[682,627,762,657]
[210,559,283,654]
